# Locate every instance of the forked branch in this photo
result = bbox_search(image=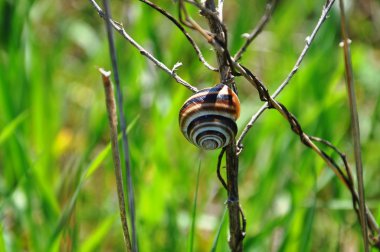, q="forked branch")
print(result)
[237,0,336,147]
[138,0,218,72]
[89,0,198,93]
[229,0,379,246]
[234,0,279,61]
